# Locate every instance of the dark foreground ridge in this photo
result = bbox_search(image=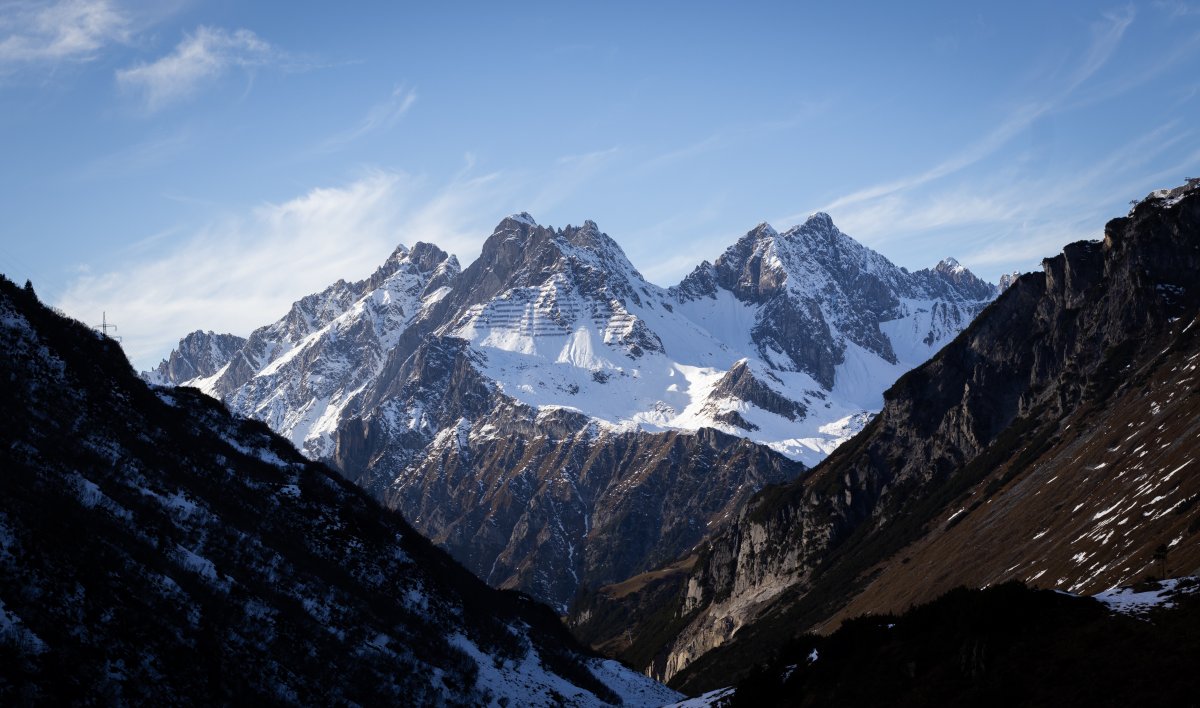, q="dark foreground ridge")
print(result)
[0,277,678,706]
[729,580,1200,707]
